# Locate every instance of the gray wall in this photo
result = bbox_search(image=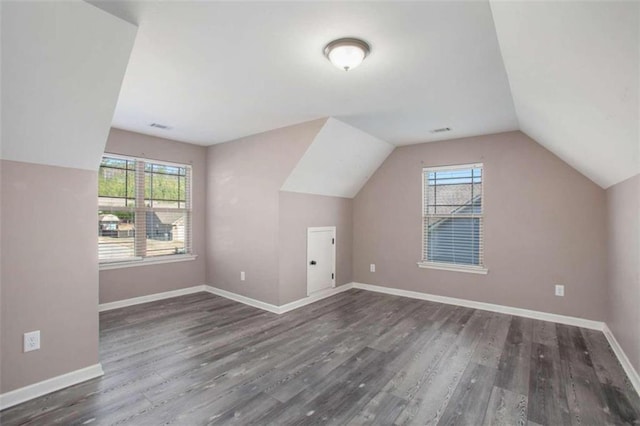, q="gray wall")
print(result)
[100,122,353,307]
[353,131,608,320]
[205,120,326,305]
[1,160,100,393]
[1,122,632,396]
[0,0,135,395]
[606,173,639,372]
[278,191,353,304]
[99,129,208,304]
